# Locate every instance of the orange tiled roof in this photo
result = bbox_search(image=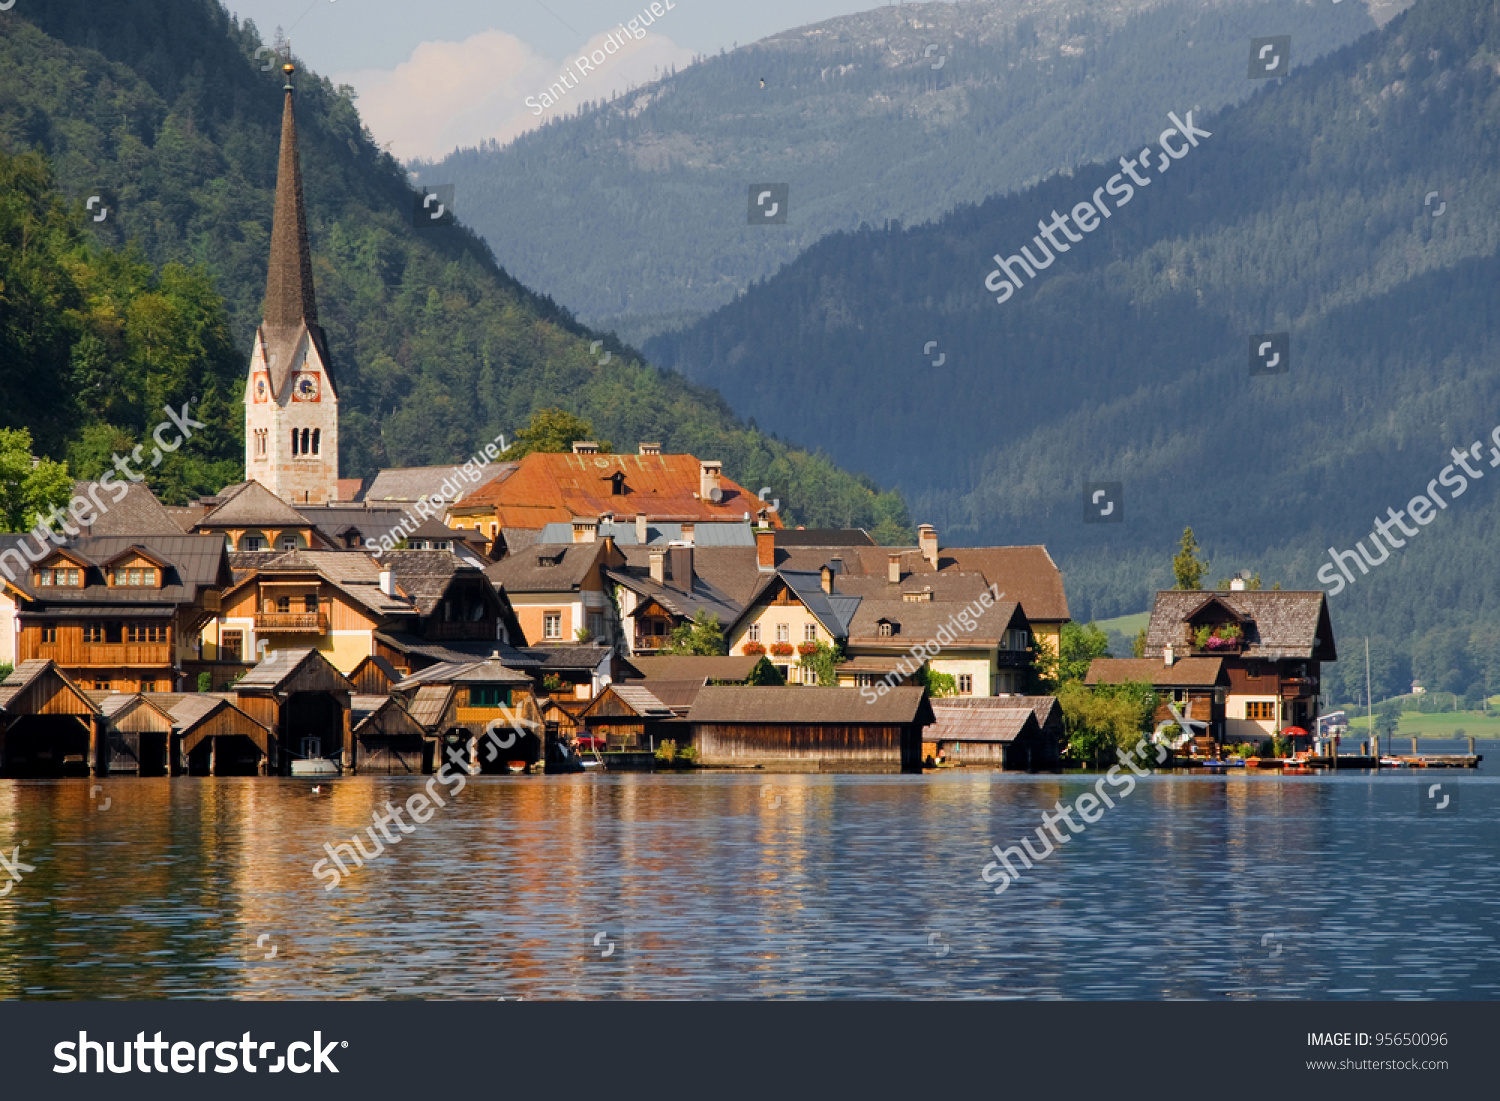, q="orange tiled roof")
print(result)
[455,451,781,530]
